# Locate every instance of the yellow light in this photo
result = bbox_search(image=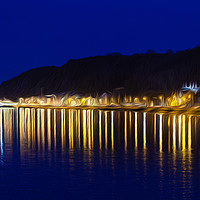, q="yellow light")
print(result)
[54,109,57,149]
[87,110,91,149]
[83,110,87,148]
[124,111,127,151]
[47,109,51,150]
[182,115,185,151]
[99,111,102,149]
[188,116,191,149]
[111,111,114,150]
[168,116,170,152]
[173,115,176,152]
[143,112,146,149]
[135,112,137,148]
[154,114,156,143]
[159,114,162,152]
[105,111,108,149]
